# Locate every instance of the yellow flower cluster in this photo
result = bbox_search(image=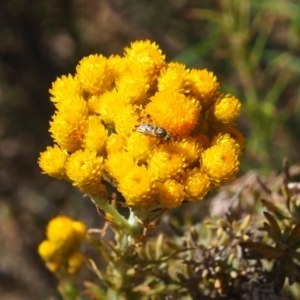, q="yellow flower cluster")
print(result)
[38,216,86,274]
[39,40,244,213]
